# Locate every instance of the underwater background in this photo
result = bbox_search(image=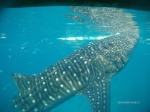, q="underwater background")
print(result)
[0,6,150,112]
